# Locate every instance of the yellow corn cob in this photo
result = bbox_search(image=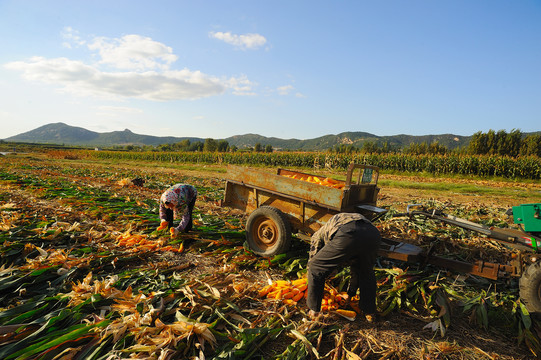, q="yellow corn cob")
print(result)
[258,285,273,298]
[282,291,295,299]
[292,292,304,302]
[335,309,357,321]
[275,280,290,287]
